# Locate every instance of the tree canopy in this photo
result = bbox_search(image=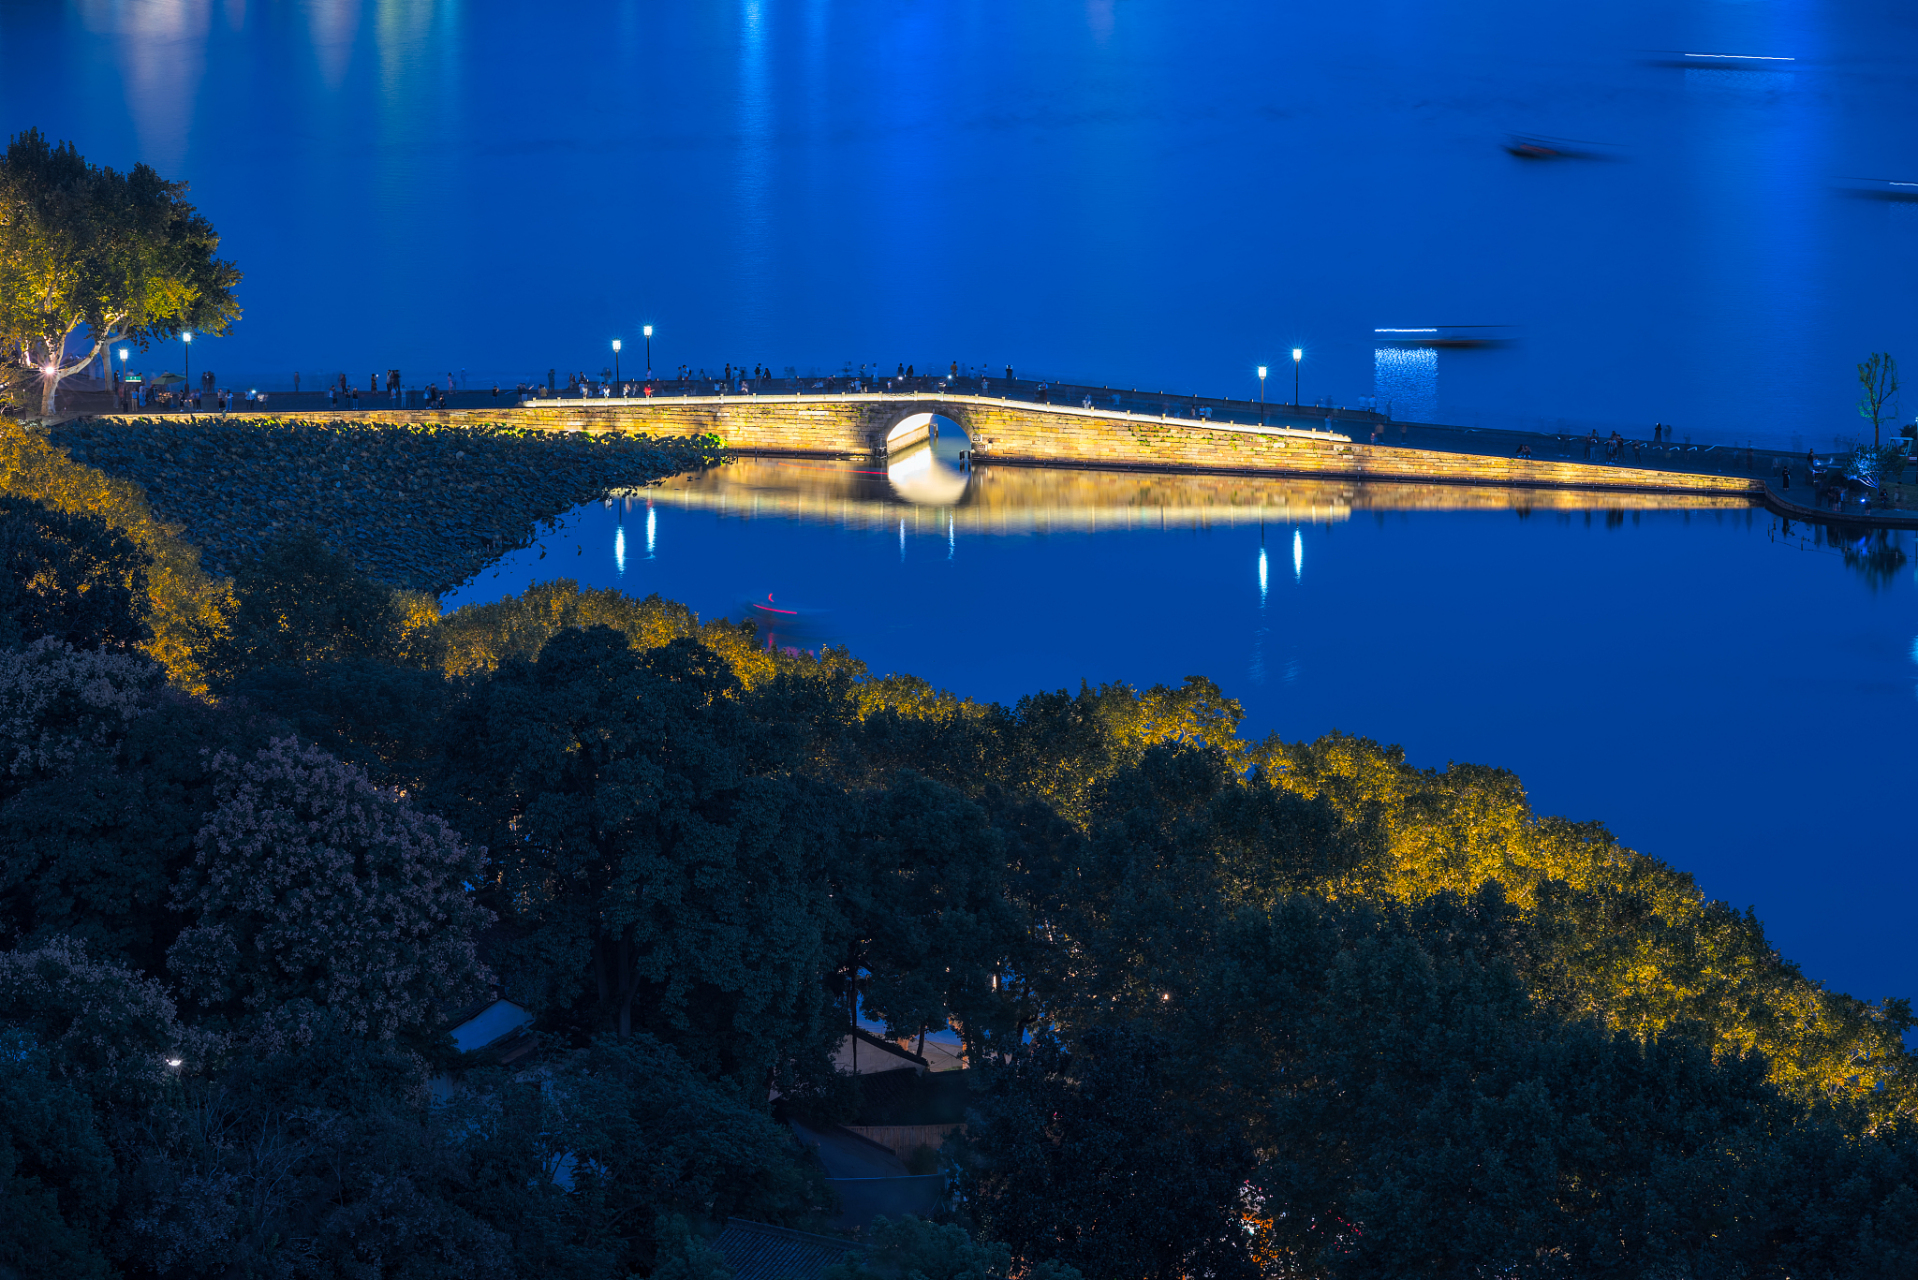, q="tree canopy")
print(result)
[0,128,240,418]
[4,546,1918,1278]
